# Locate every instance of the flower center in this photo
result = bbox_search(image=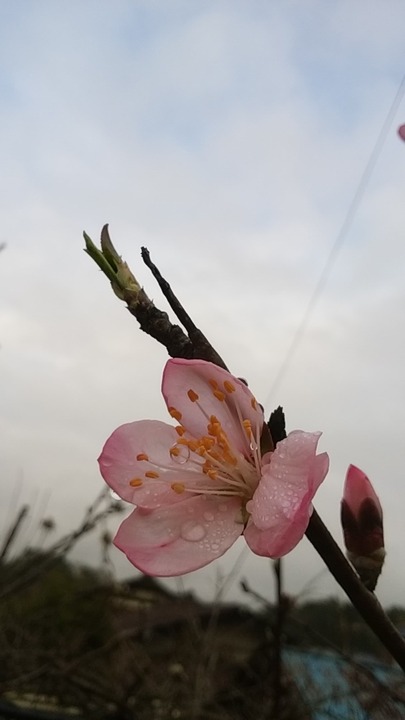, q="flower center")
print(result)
[173,411,260,497]
[130,375,264,502]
